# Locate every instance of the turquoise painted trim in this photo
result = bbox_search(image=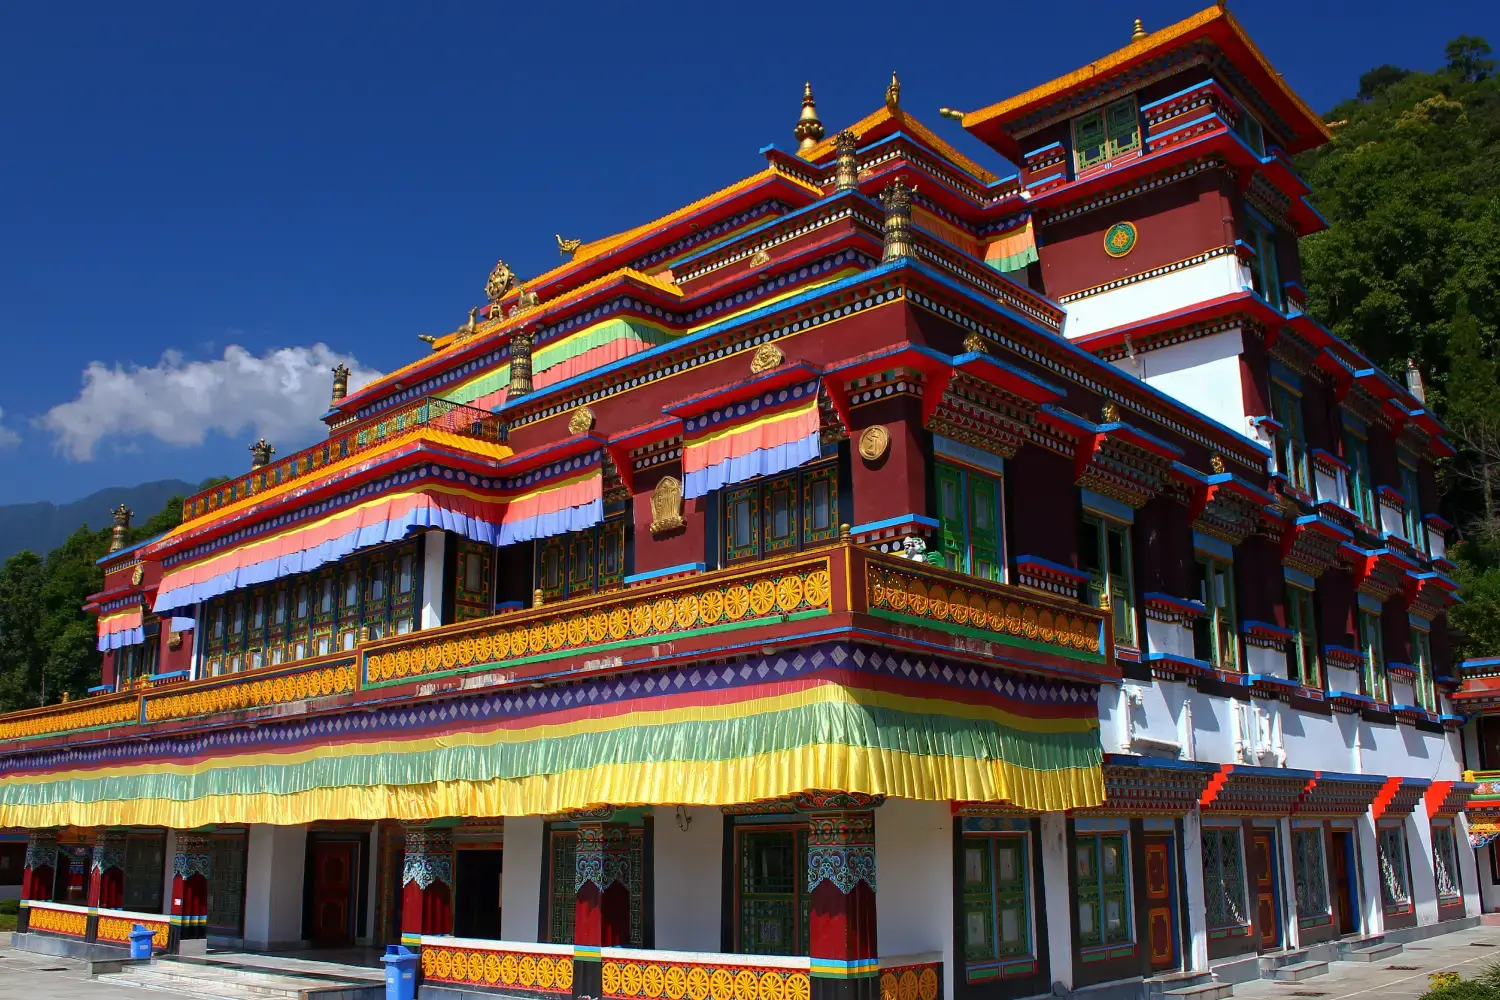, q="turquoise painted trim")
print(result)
[623,562,705,585]
[850,513,940,535]
[1342,409,1368,435]
[935,435,1006,476]
[1358,592,1384,614]
[1074,816,1130,832]
[1193,531,1233,561]
[1142,817,1174,831]
[1409,614,1431,631]
[1269,360,1302,391]
[1283,567,1315,591]
[1081,489,1134,524]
